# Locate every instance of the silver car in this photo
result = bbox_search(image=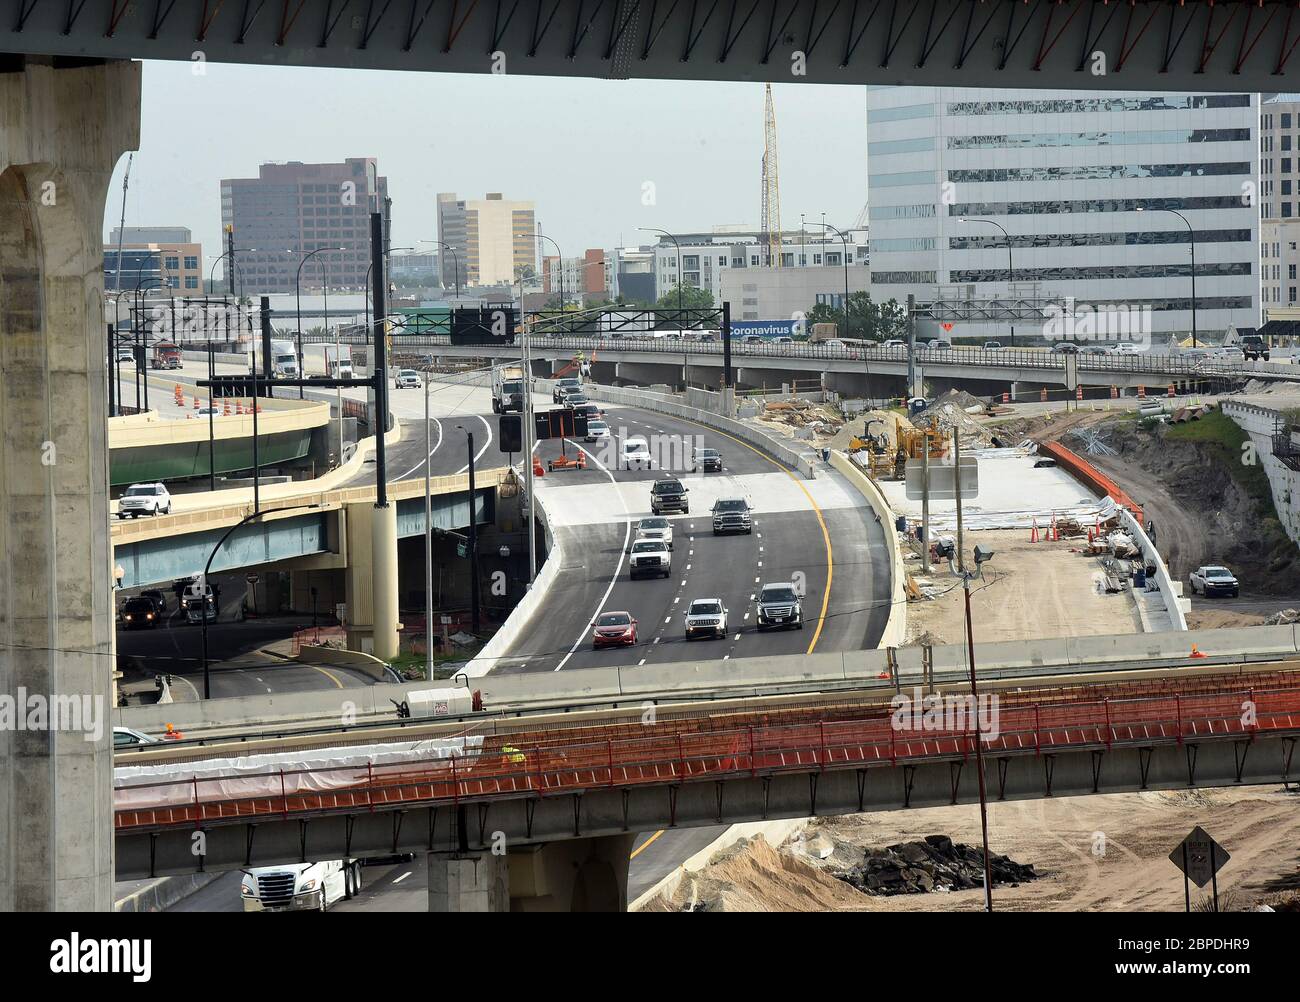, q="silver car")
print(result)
[685,598,728,640]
